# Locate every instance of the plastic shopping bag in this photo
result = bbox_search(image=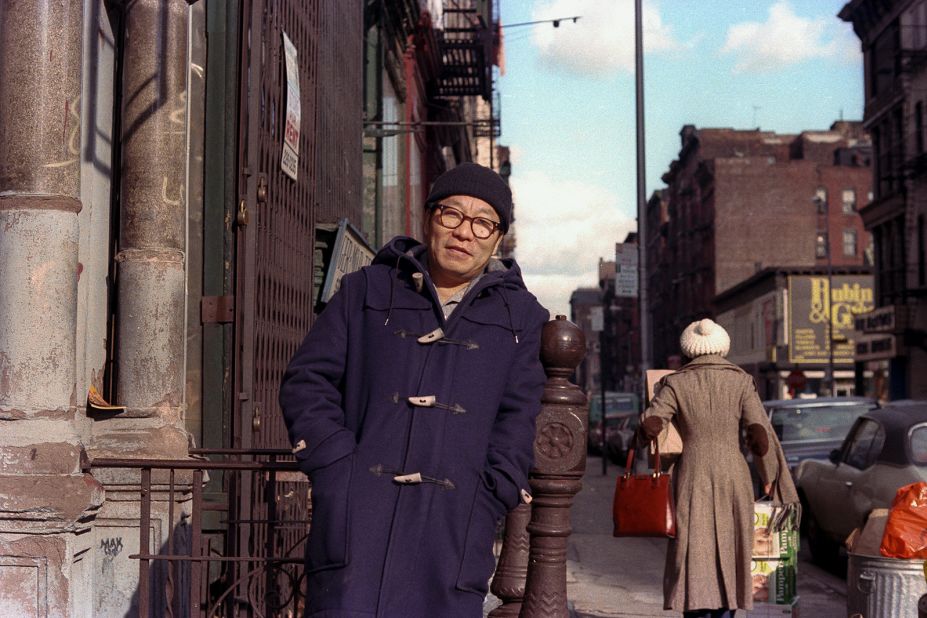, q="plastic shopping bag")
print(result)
[880,481,927,559]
